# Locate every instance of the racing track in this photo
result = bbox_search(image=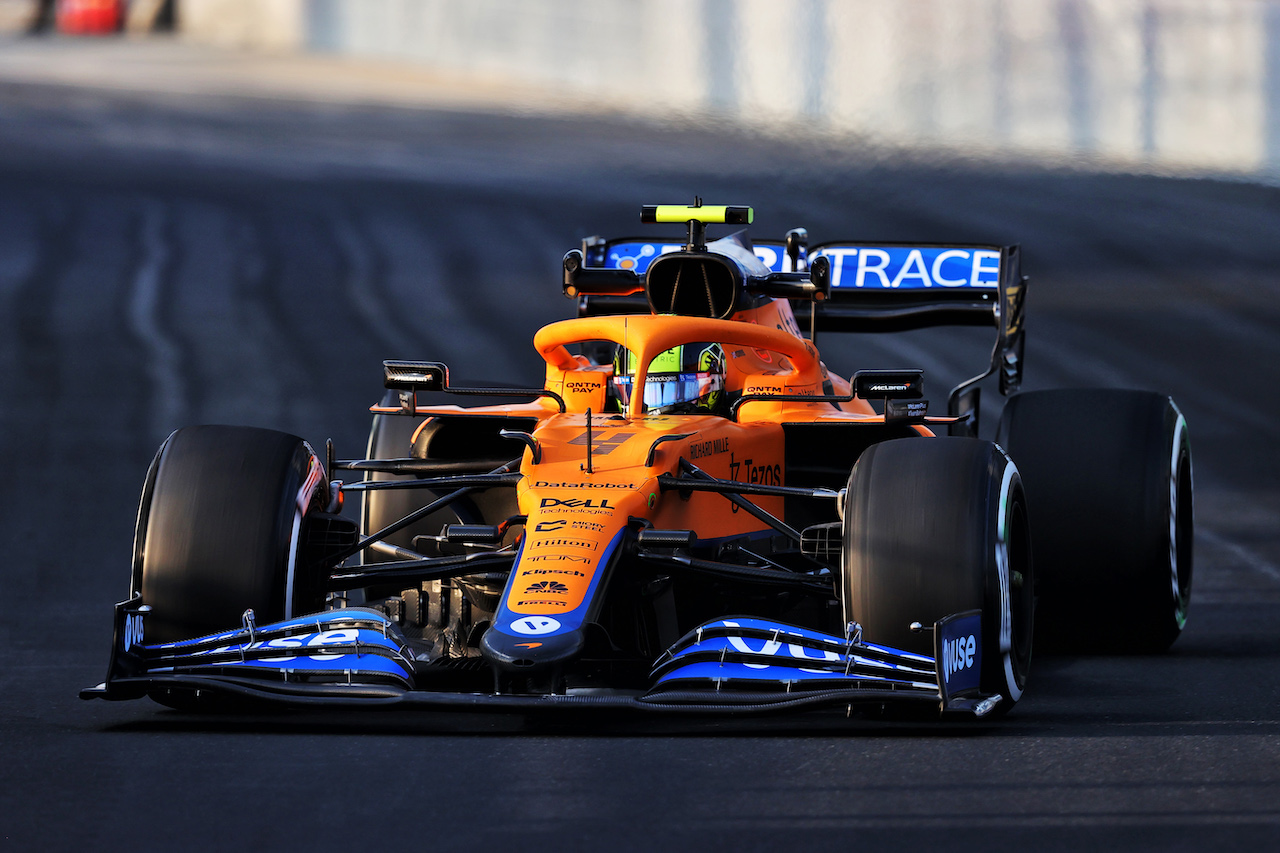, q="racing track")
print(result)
[1,44,1279,851]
